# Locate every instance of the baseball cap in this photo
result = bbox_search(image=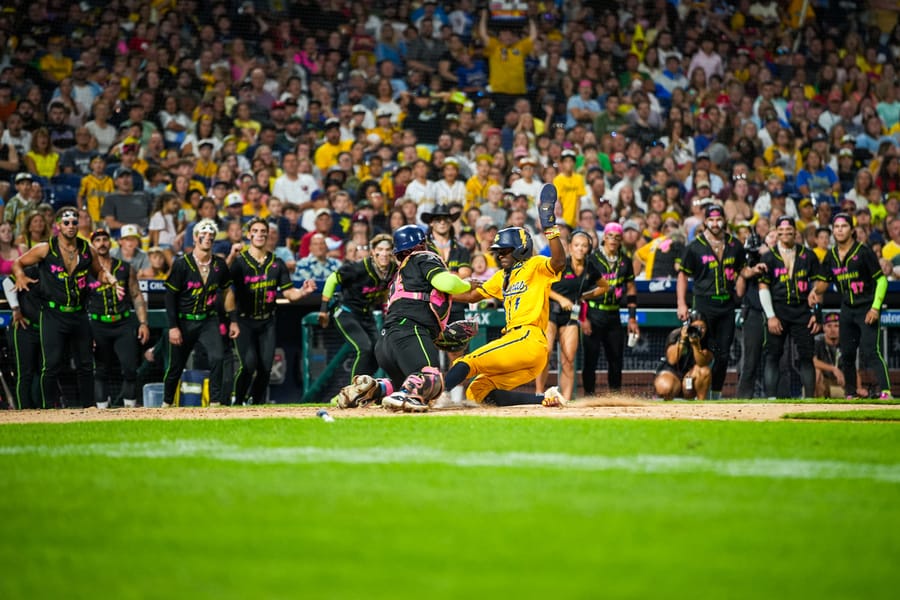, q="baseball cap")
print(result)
[114,167,133,179]
[90,228,110,241]
[839,148,854,157]
[225,192,244,207]
[622,219,640,232]
[823,313,839,324]
[15,172,33,183]
[324,118,340,130]
[561,149,577,160]
[697,180,711,189]
[119,224,141,239]
[314,208,332,219]
[352,104,366,114]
